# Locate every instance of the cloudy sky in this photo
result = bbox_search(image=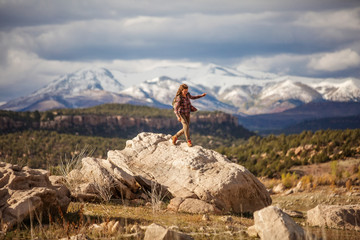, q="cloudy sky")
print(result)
[0,0,360,102]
